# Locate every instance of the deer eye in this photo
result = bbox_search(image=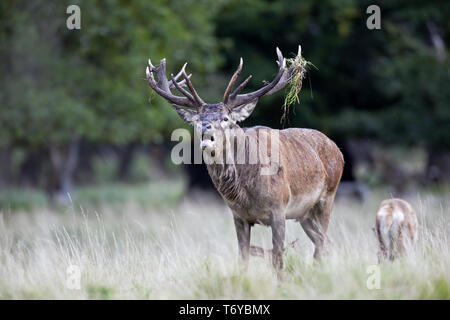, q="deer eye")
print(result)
[223,117,229,122]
